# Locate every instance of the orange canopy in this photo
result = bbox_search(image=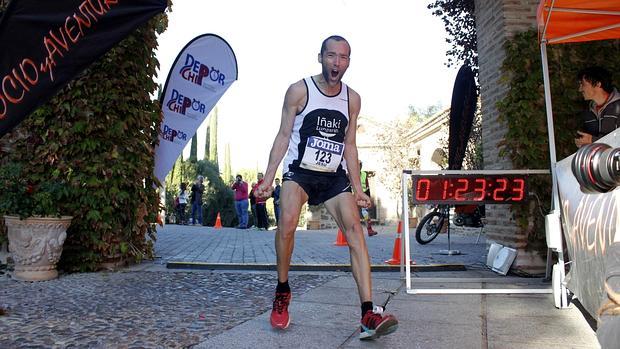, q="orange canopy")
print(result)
[537,0,620,44]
